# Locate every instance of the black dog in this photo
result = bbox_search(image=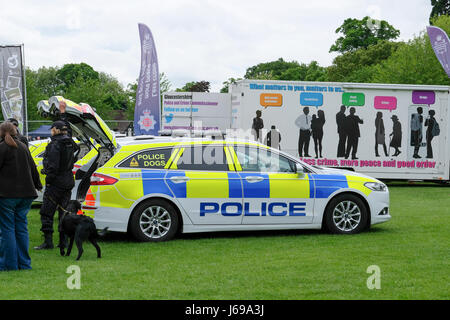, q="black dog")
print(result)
[59,200,107,260]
